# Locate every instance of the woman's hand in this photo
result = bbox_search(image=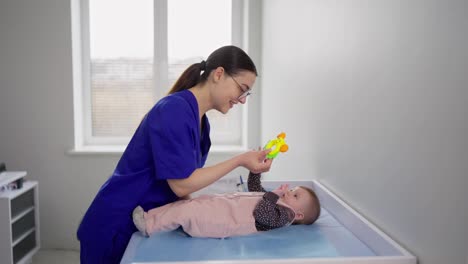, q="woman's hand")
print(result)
[239,148,273,174]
